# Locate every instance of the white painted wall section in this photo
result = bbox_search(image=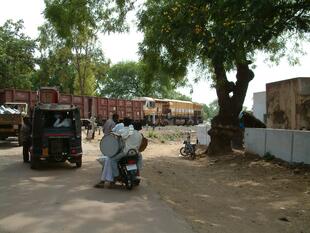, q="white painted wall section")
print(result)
[245,128,310,164]
[196,124,210,145]
[292,131,310,164]
[244,128,266,156]
[265,129,293,162]
[253,91,266,123]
